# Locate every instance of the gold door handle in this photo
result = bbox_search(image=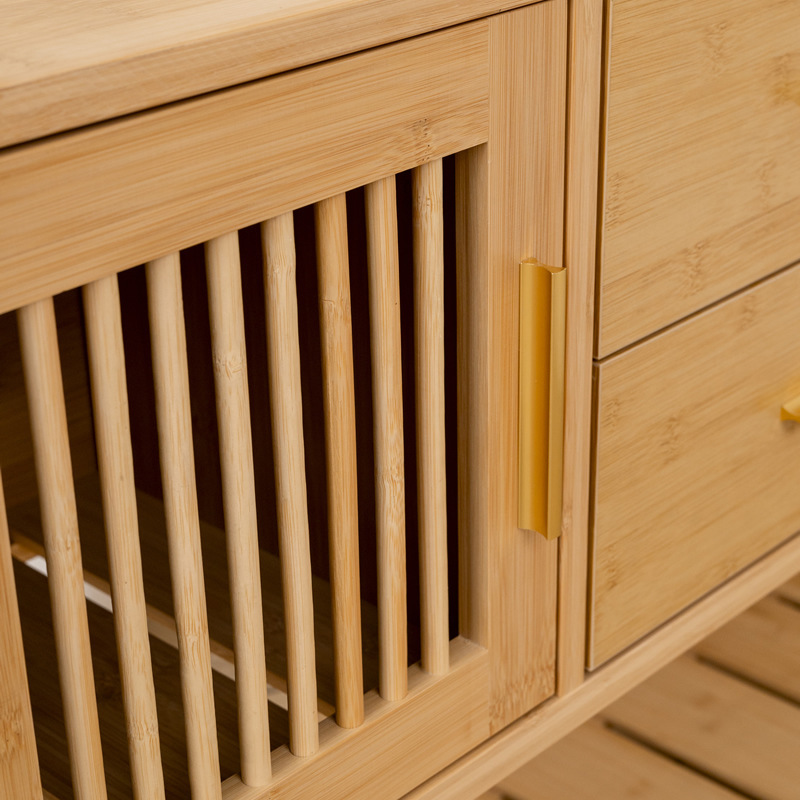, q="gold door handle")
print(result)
[781,395,800,422]
[518,258,566,540]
